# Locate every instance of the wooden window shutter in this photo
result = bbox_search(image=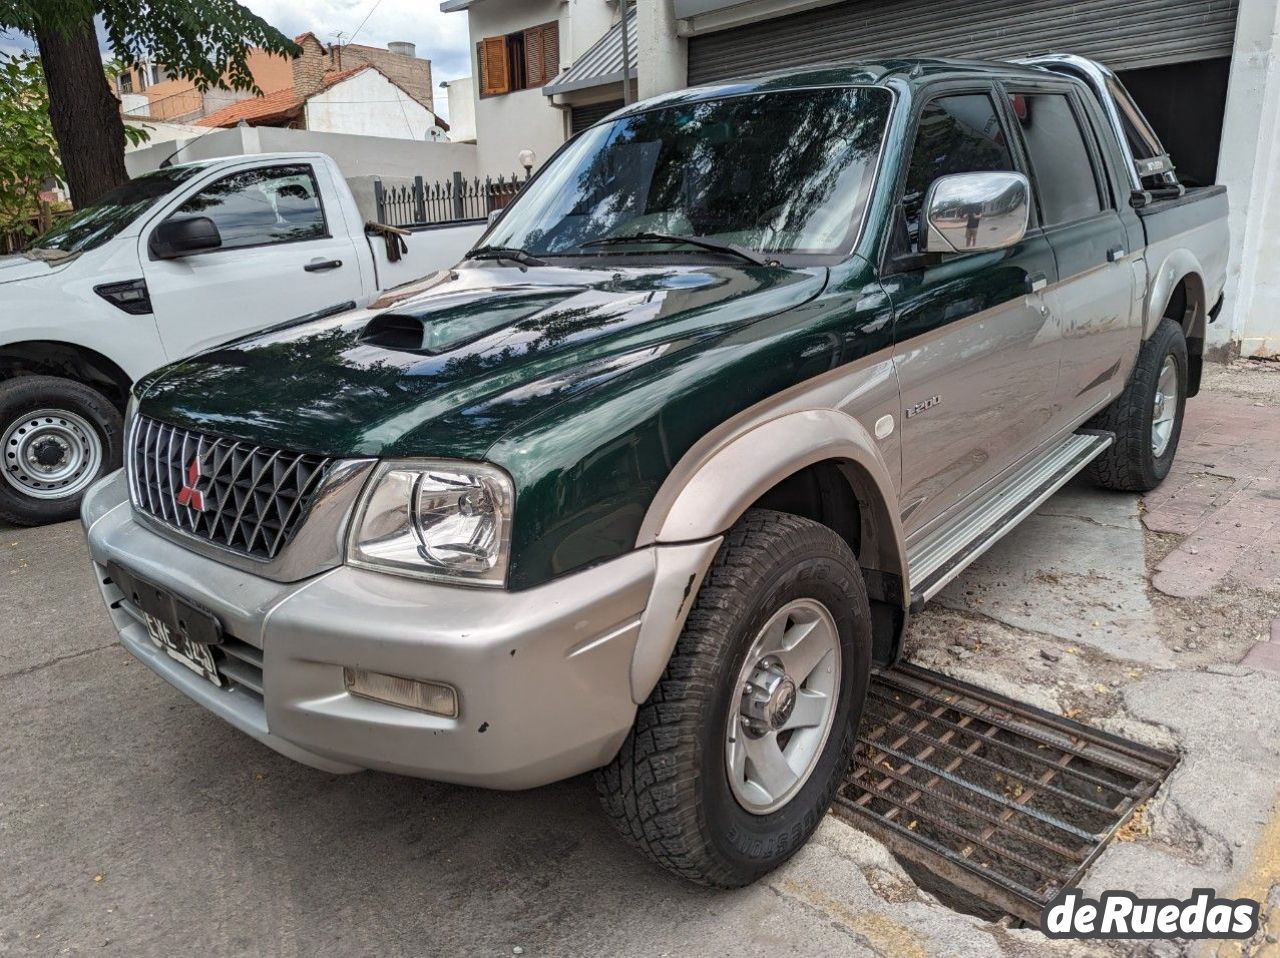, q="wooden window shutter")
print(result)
[542,23,560,83]
[523,22,559,87]
[479,35,510,95]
